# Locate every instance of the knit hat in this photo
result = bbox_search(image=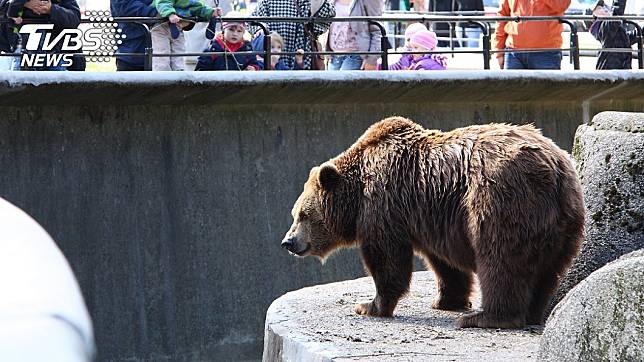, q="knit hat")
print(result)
[404,22,428,39]
[222,11,246,30]
[410,30,438,51]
